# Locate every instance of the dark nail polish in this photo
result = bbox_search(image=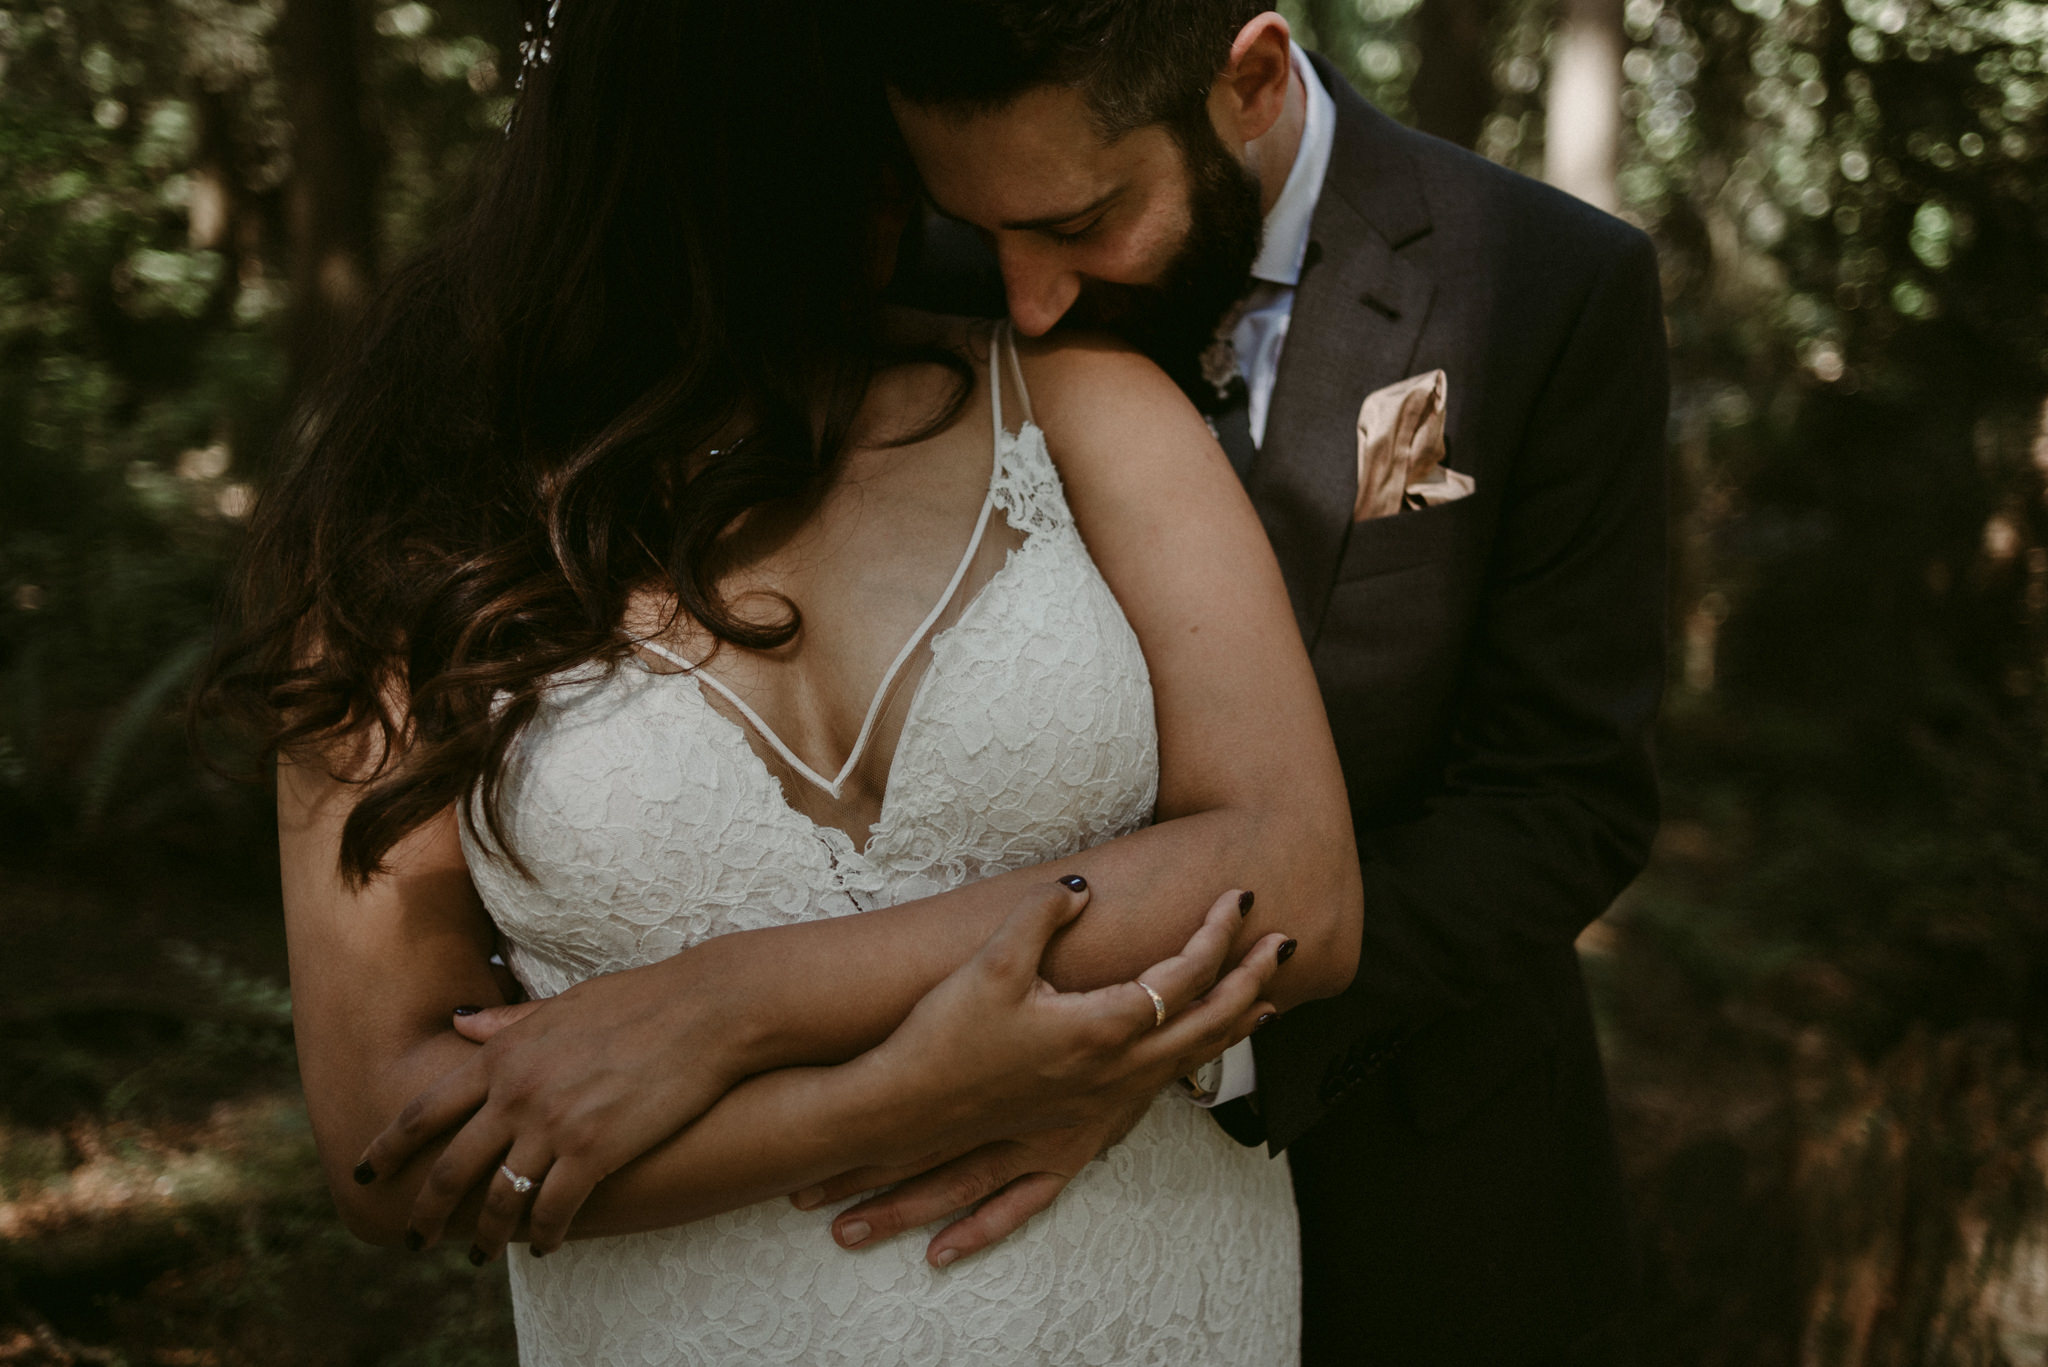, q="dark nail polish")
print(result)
[352,1160,376,1185]
[404,1229,424,1252]
[1058,874,1087,892]
[452,1004,482,1017]
[1254,1012,1279,1032]
[1237,890,1255,916]
[469,1245,488,1267]
[1276,939,1298,964]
